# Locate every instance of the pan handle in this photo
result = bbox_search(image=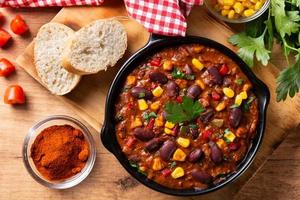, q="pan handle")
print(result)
[100,122,115,154]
